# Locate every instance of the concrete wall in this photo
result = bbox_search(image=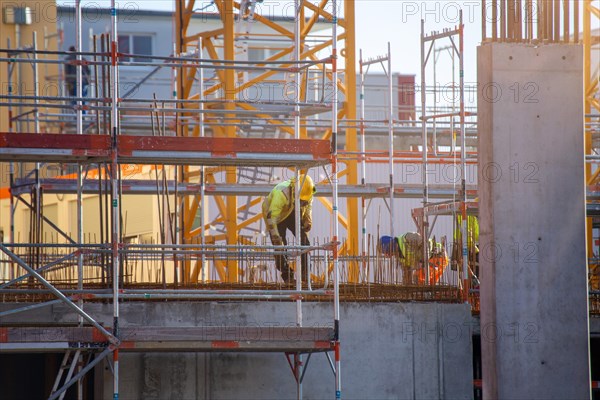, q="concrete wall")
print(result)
[478,43,590,399]
[0,302,474,399]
